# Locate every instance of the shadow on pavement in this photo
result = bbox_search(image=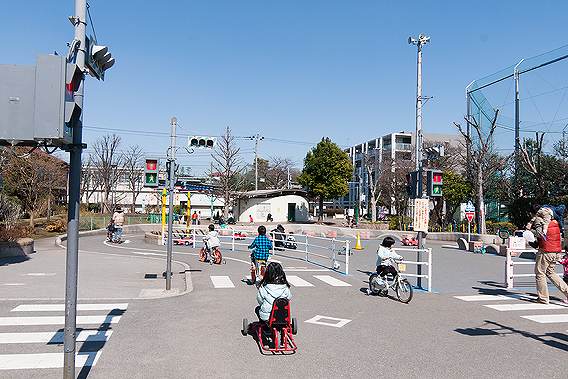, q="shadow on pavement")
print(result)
[455,320,568,353]
[0,255,30,266]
